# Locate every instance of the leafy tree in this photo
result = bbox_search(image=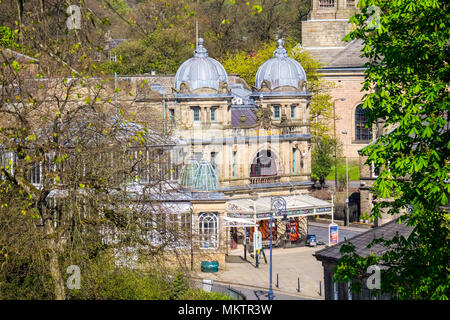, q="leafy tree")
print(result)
[102,25,194,74]
[0,26,18,49]
[334,0,449,299]
[311,136,340,188]
[0,1,191,300]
